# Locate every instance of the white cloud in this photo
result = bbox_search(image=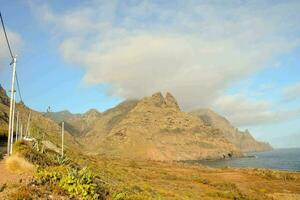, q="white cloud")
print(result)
[0,29,22,70]
[213,94,300,127]
[29,0,300,126]
[283,82,300,101]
